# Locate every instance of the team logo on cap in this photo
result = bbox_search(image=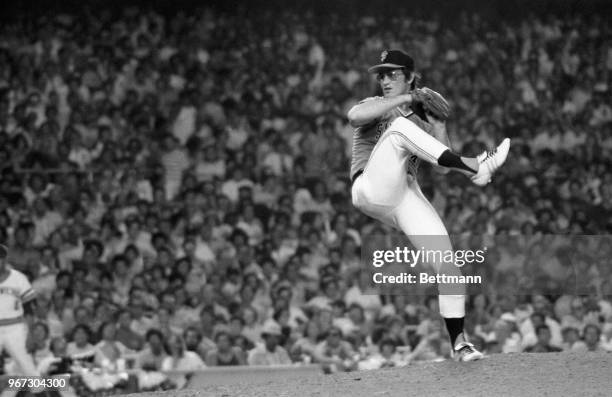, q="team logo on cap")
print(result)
[380,50,388,62]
